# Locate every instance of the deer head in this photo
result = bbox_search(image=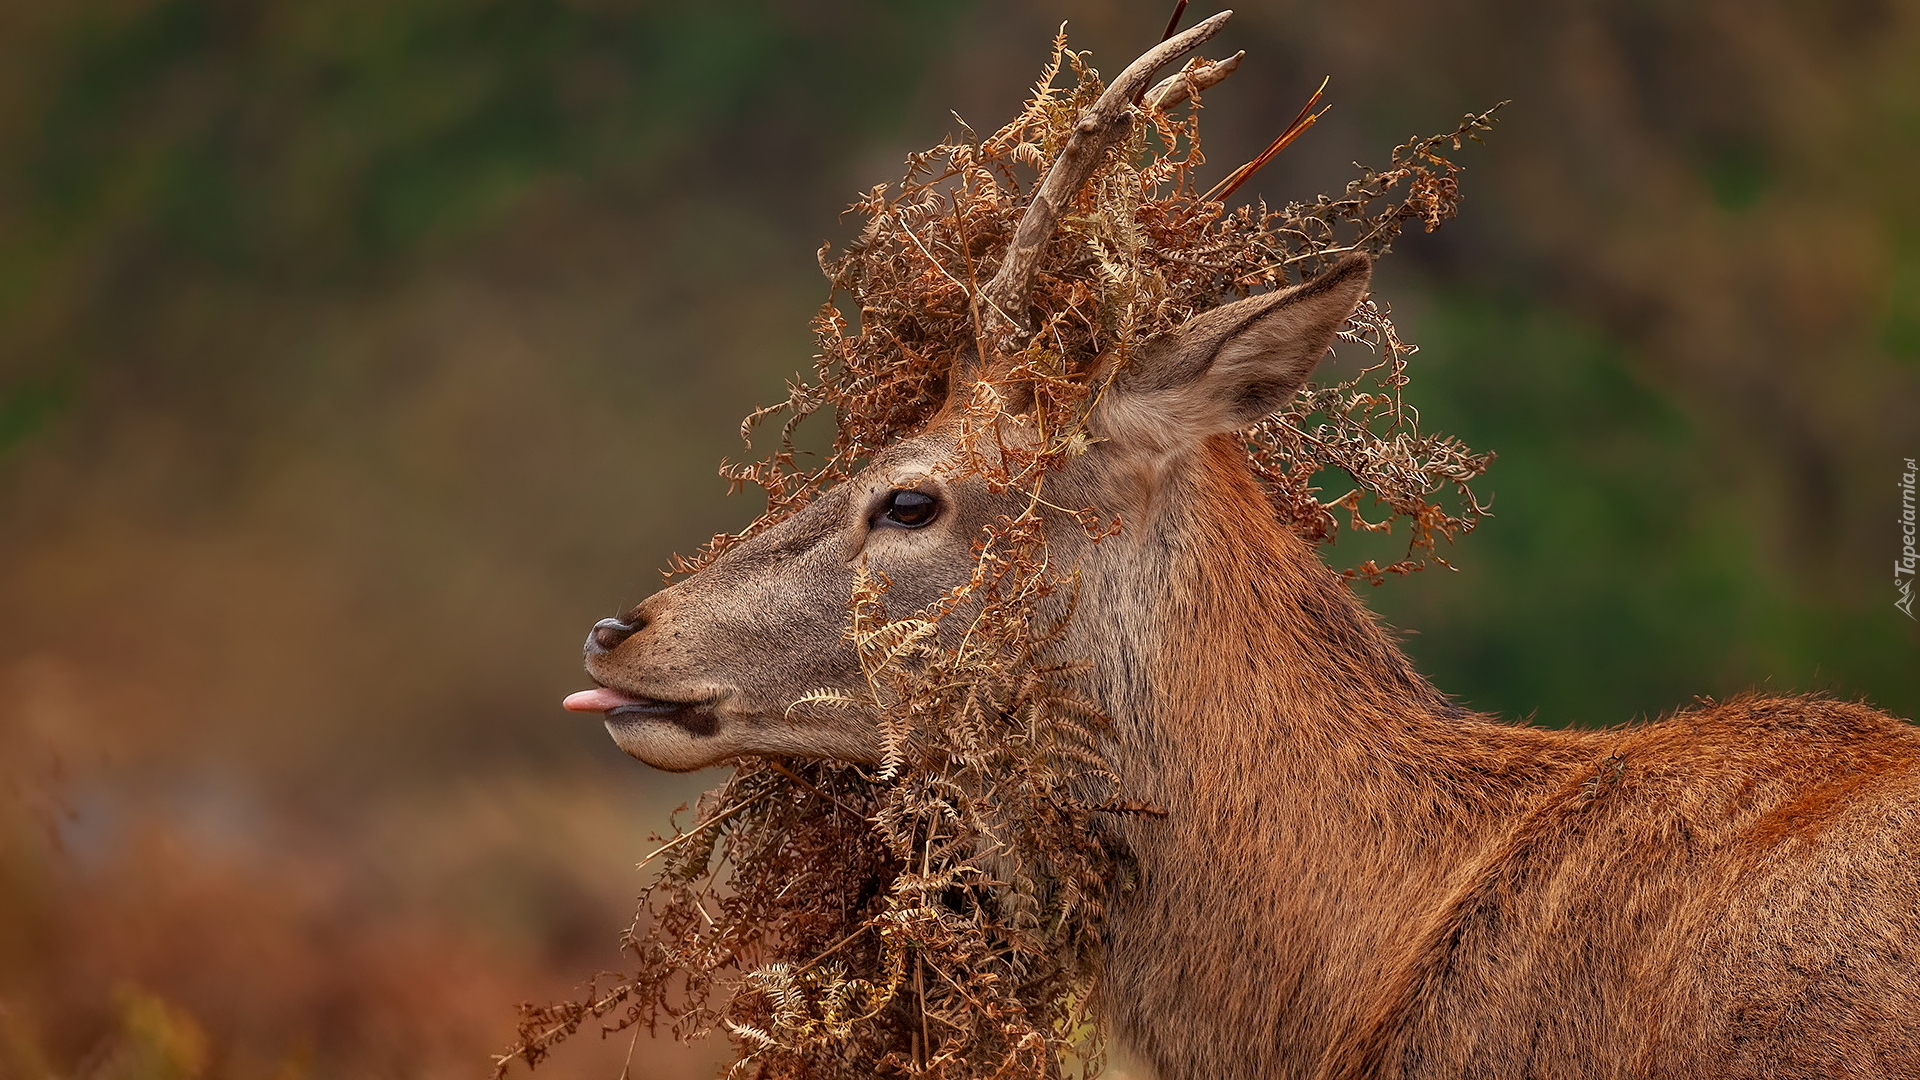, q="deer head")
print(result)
[563,253,1371,771]
[561,11,1370,771]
